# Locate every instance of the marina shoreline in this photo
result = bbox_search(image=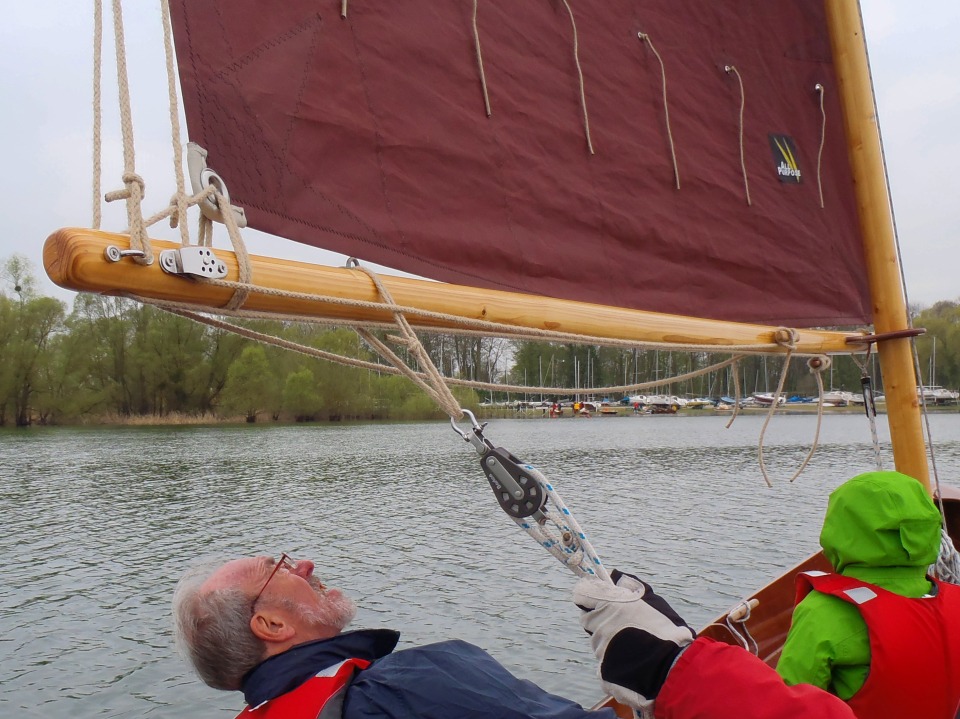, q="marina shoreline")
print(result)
[489,403,960,420]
